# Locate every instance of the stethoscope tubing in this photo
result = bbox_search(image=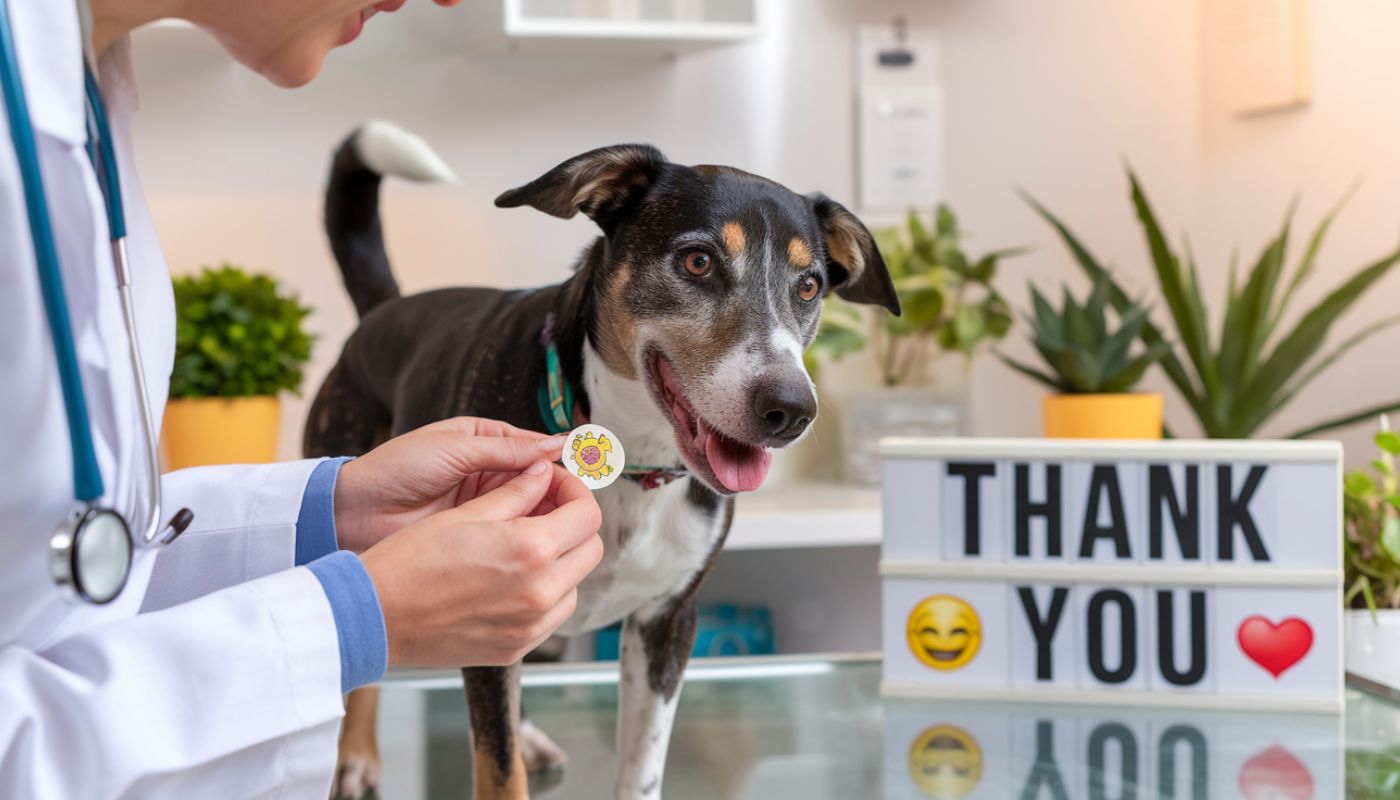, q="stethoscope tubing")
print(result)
[83,69,164,545]
[0,0,106,503]
[0,0,183,566]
